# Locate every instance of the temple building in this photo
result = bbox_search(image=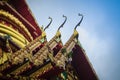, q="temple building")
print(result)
[0,0,98,80]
